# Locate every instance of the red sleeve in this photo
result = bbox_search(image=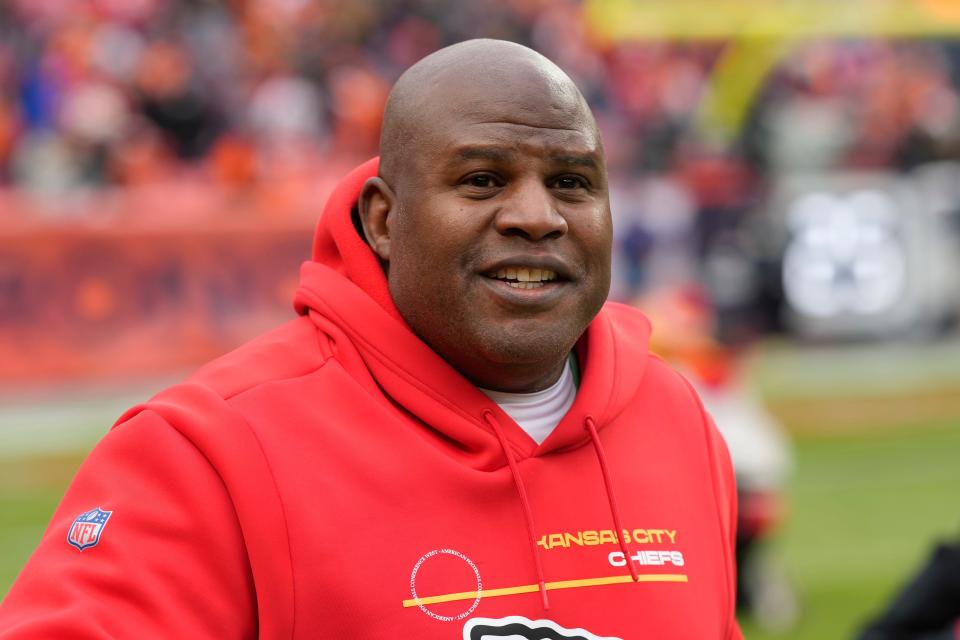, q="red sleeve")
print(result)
[0,410,257,639]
